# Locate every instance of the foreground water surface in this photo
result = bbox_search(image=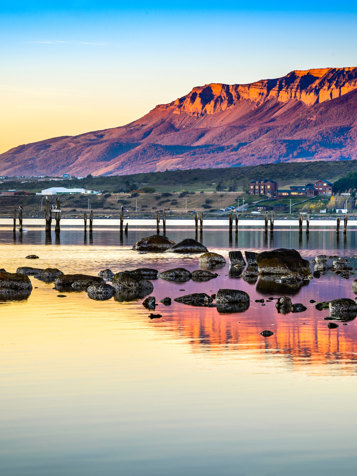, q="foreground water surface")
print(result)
[1,226,357,475]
